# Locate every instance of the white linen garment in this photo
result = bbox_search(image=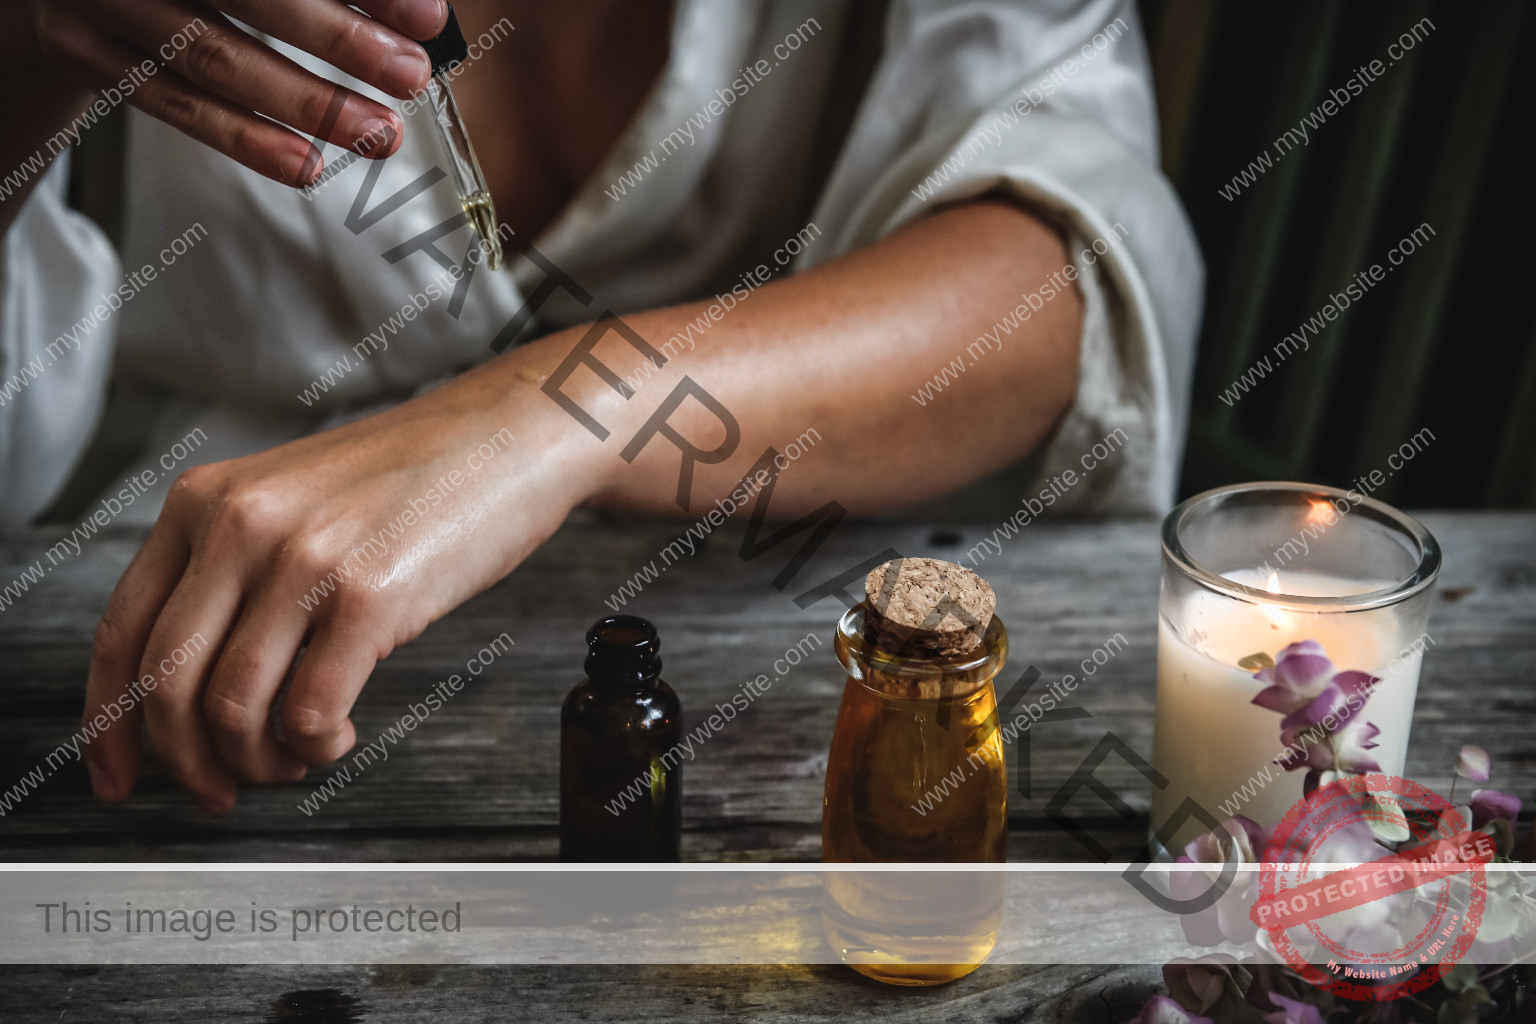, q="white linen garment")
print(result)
[0,0,1202,526]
